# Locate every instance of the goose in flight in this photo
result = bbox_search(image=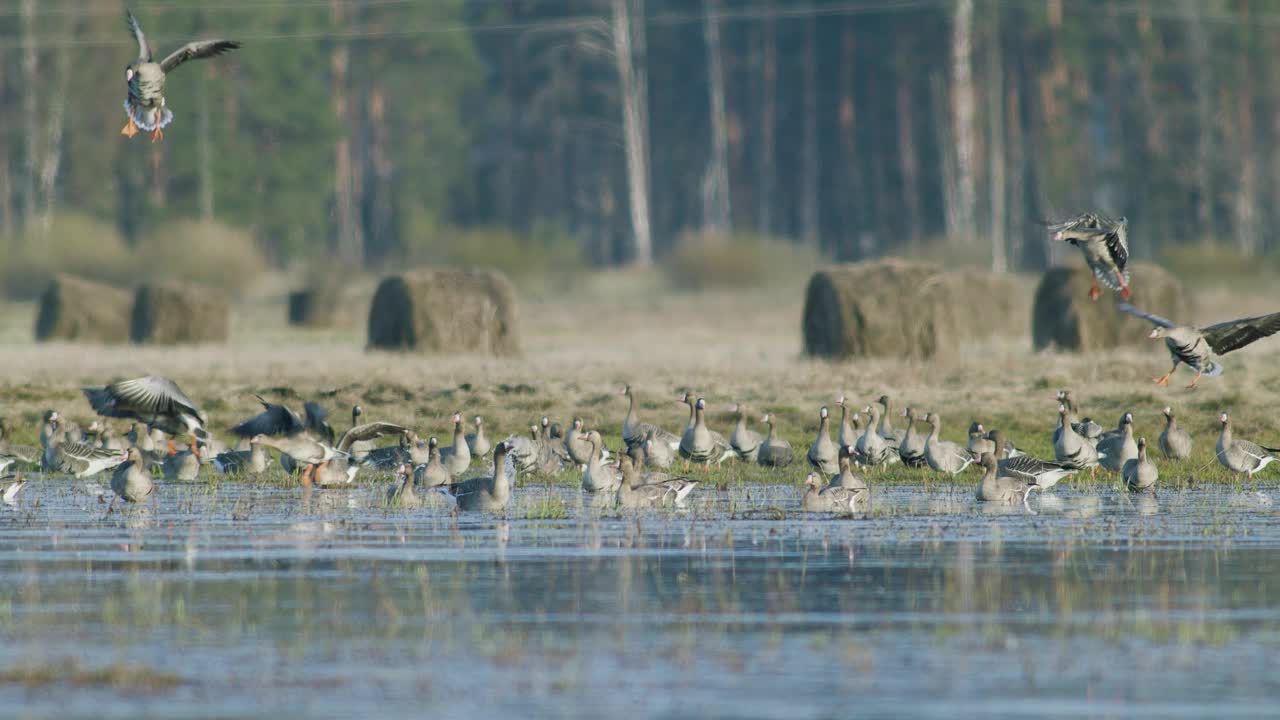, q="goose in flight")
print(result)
[1119,302,1280,387]
[1048,212,1130,301]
